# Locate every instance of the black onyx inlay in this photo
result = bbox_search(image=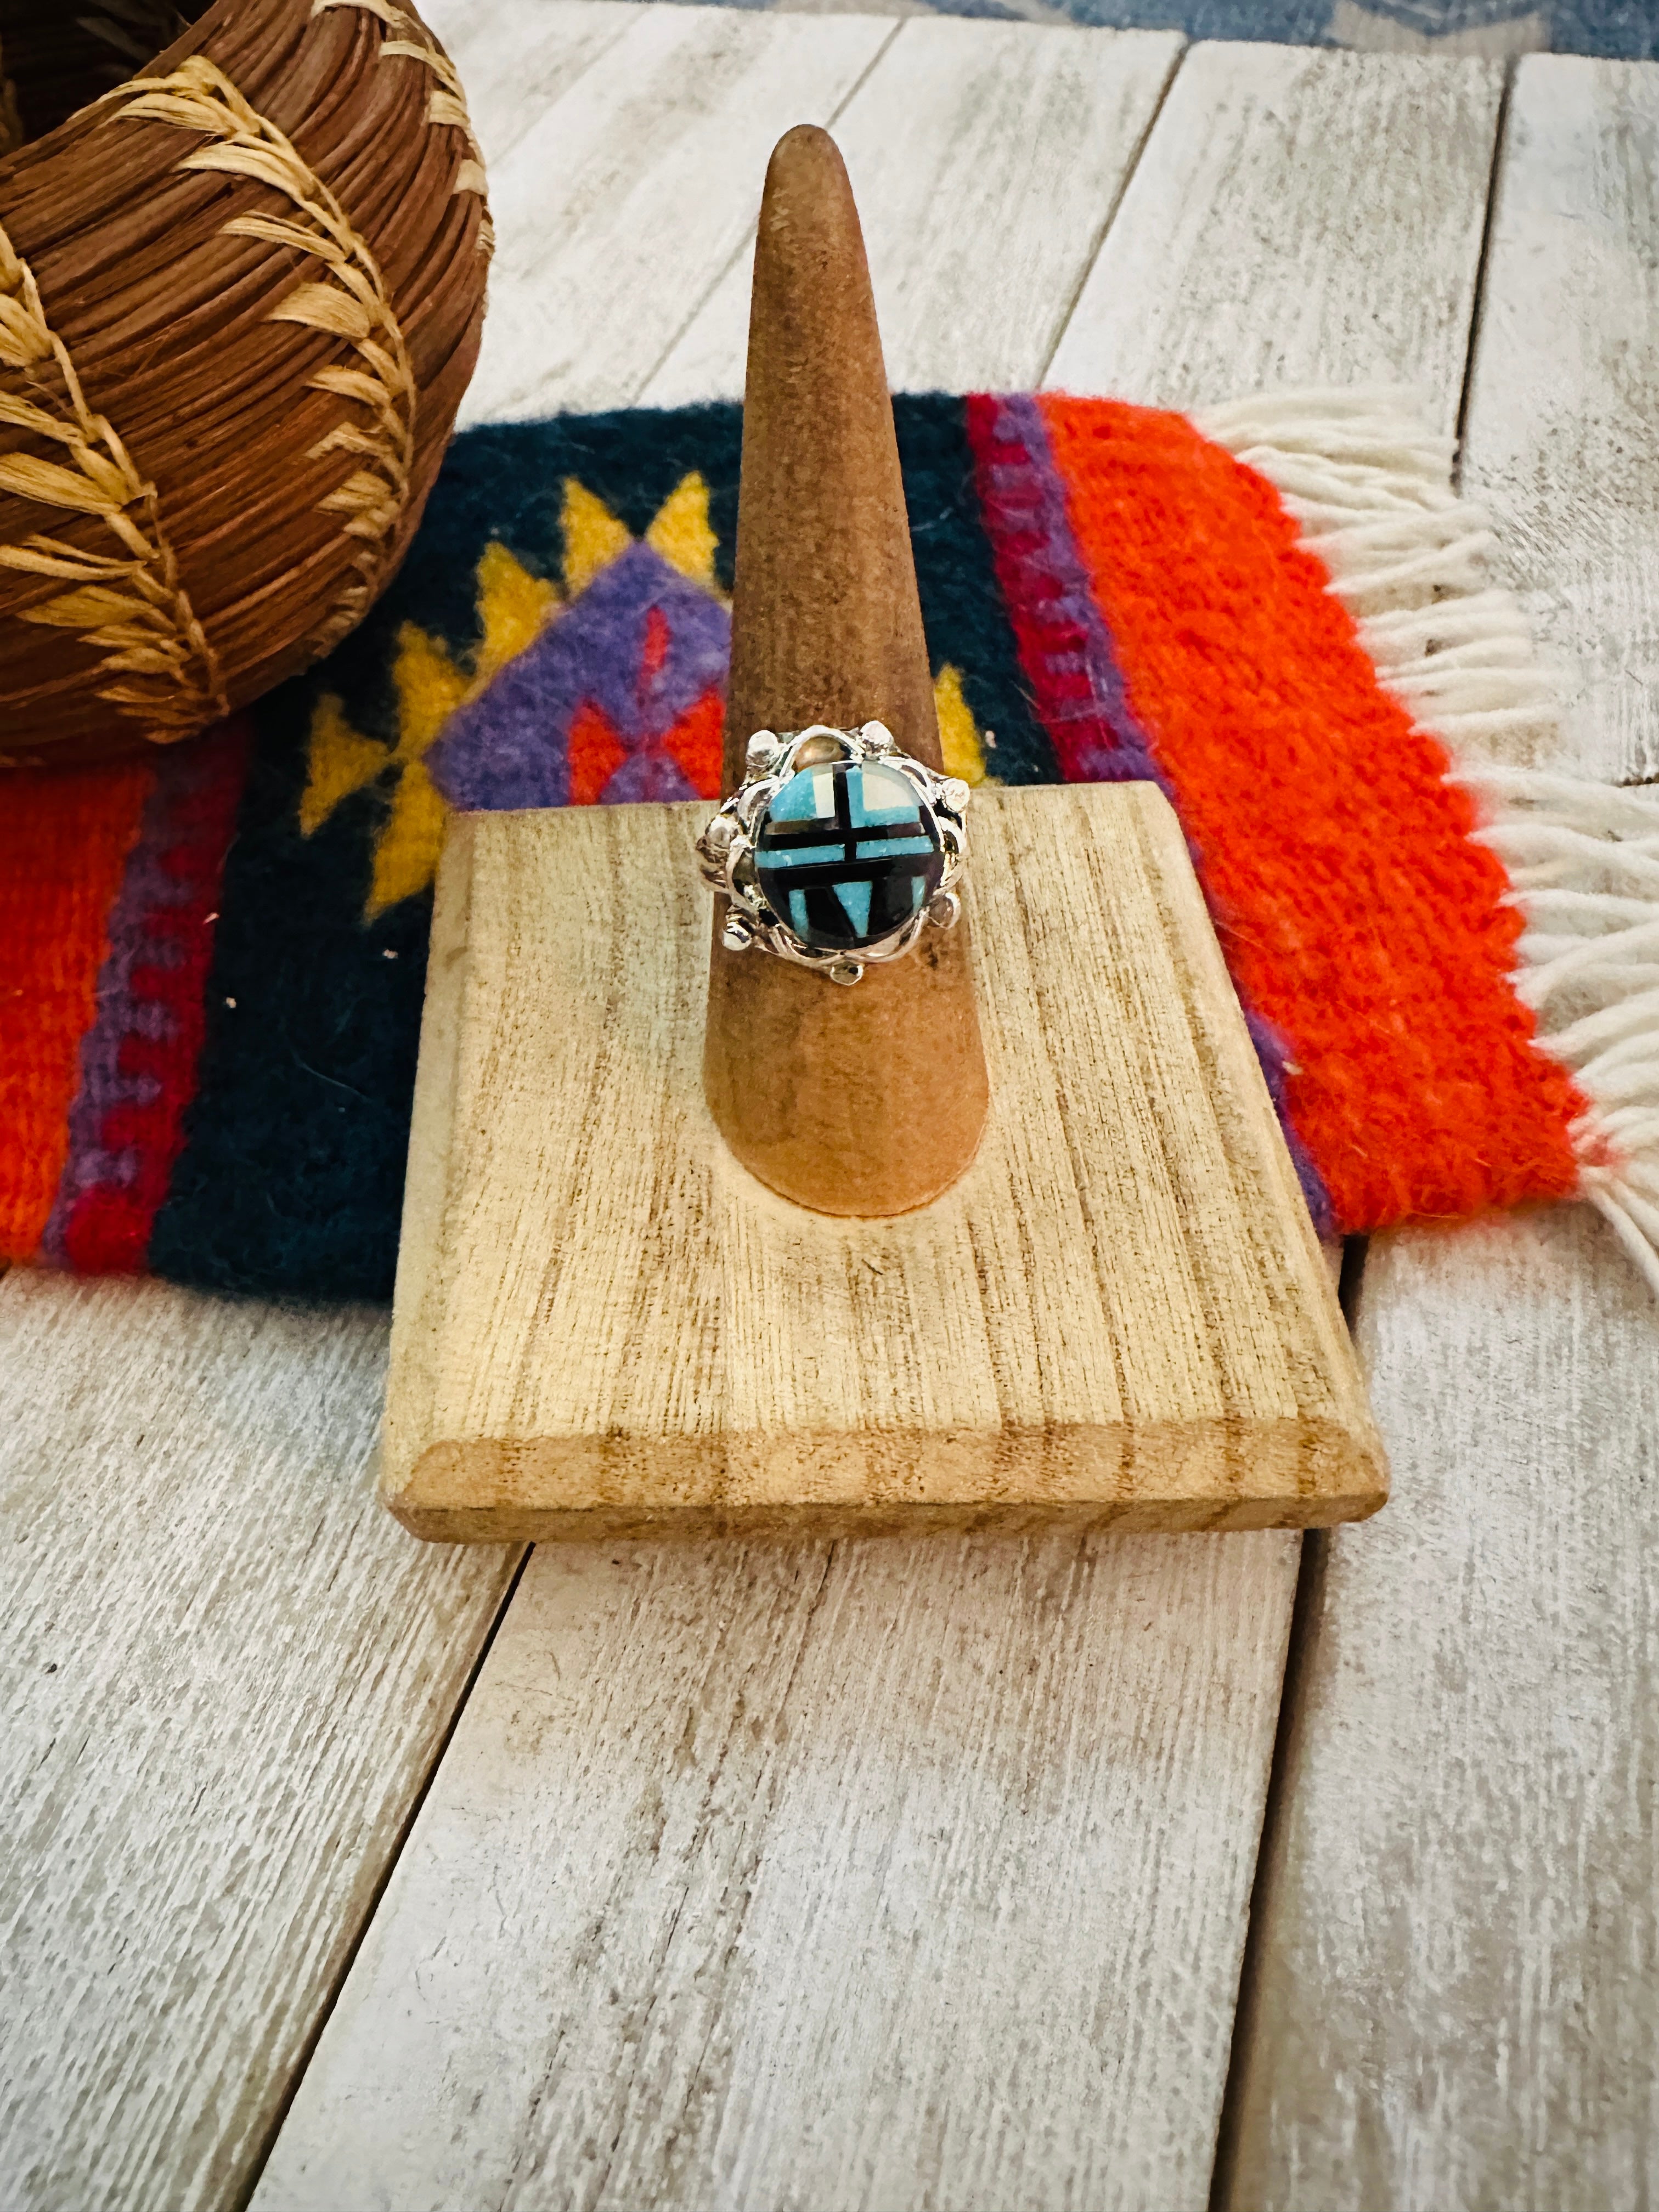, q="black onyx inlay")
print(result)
[754,760,944,951]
